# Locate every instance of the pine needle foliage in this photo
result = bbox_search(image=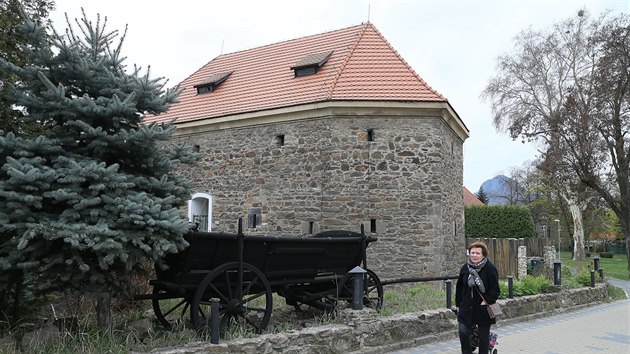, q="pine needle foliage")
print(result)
[0,8,194,314]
